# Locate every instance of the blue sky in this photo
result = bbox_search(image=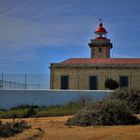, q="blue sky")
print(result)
[0,0,140,74]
